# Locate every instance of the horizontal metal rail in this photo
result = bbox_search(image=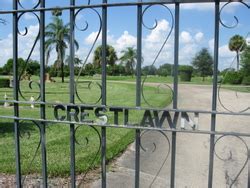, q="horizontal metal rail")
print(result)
[1,115,250,137]
[1,100,250,116]
[0,0,228,14]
